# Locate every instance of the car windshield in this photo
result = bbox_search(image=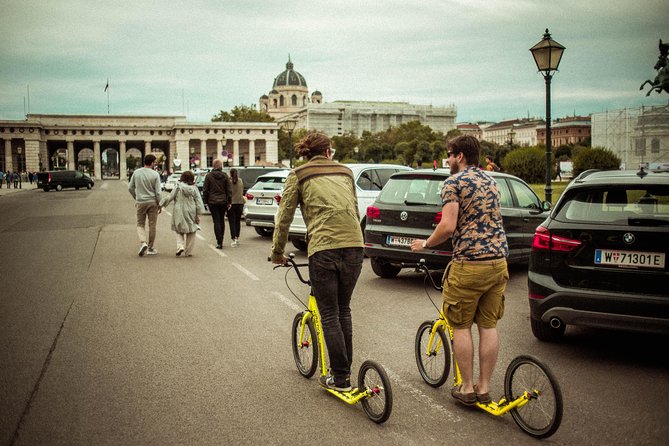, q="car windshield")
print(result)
[250,176,286,191]
[378,176,445,206]
[556,186,669,224]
